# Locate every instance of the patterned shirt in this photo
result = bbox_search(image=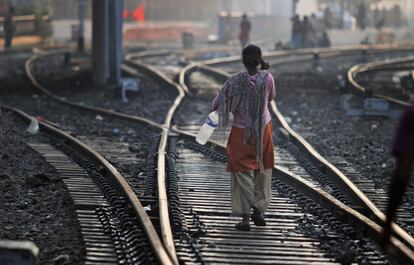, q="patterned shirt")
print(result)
[213,72,276,128]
